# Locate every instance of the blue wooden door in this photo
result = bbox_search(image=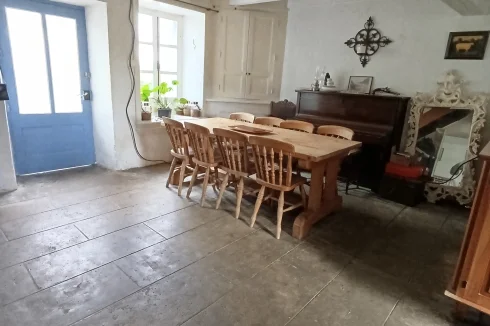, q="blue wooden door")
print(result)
[0,0,95,175]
